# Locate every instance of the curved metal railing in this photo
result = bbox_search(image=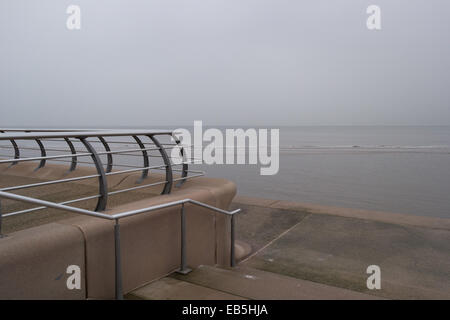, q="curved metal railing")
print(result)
[0,129,202,214]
